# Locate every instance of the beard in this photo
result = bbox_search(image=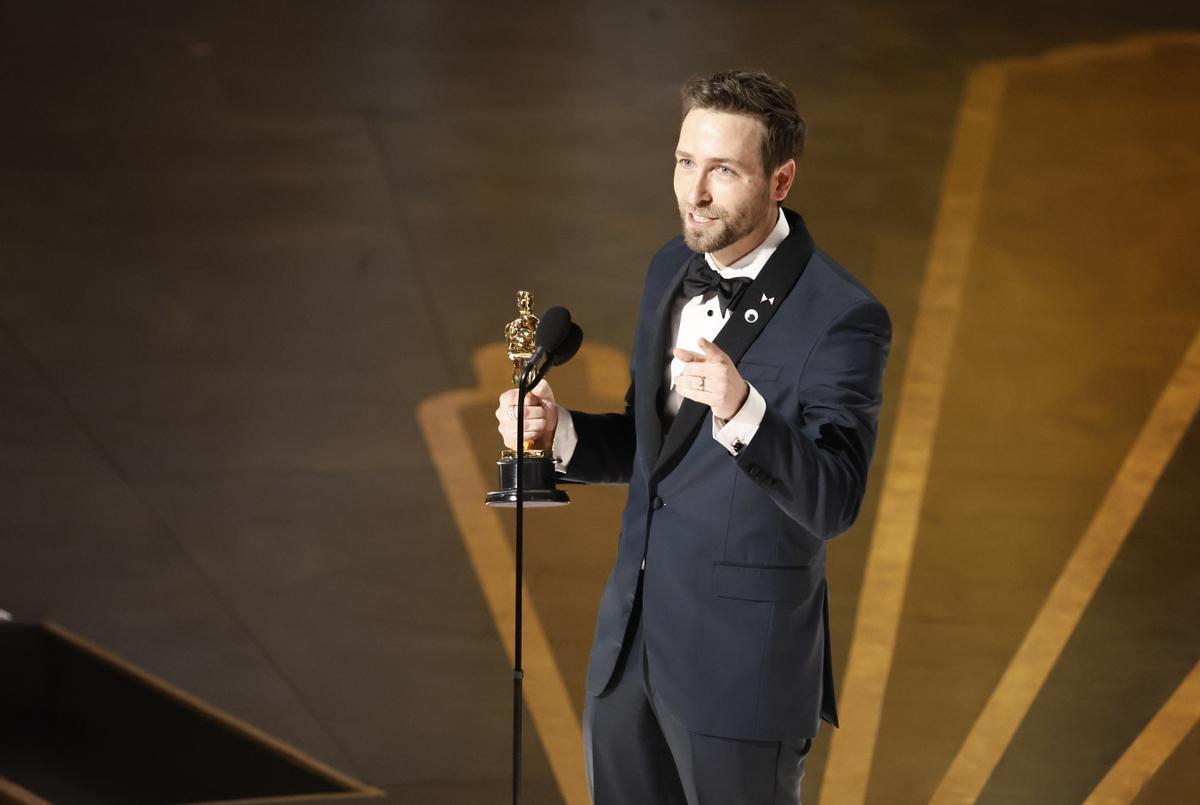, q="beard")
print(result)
[678,192,772,255]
